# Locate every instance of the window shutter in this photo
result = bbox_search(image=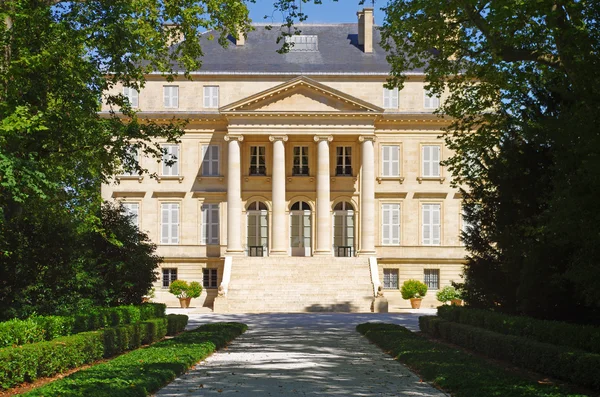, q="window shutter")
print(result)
[432,146,440,177]
[211,145,219,175]
[391,205,400,245]
[201,205,208,245]
[210,205,219,244]
[203,87,210,108]
[382,146,390,176]
[424,90,431,109]
[201,145,210,176]
[131,88,138,107]
[423,146,431,177]
[170,204,179,244]
[211,87,219,108]
[422,205,431,245]
[172,86,178,108]
[382,204,390,245]
[161,204,170,244]
[163,87,170,108]
[432,205,441,245]
[383,88,390,109]
[391,88,398,108]
[391,145,399,177]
